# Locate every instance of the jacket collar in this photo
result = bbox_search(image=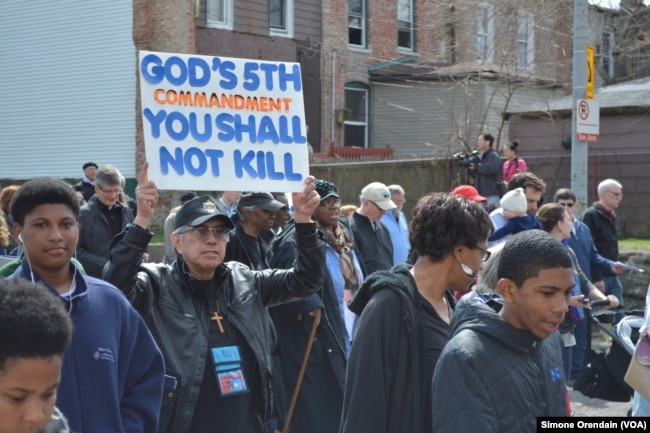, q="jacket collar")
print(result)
[348,263,415,315]
[14,260,88,312]
[173,259,229,293]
